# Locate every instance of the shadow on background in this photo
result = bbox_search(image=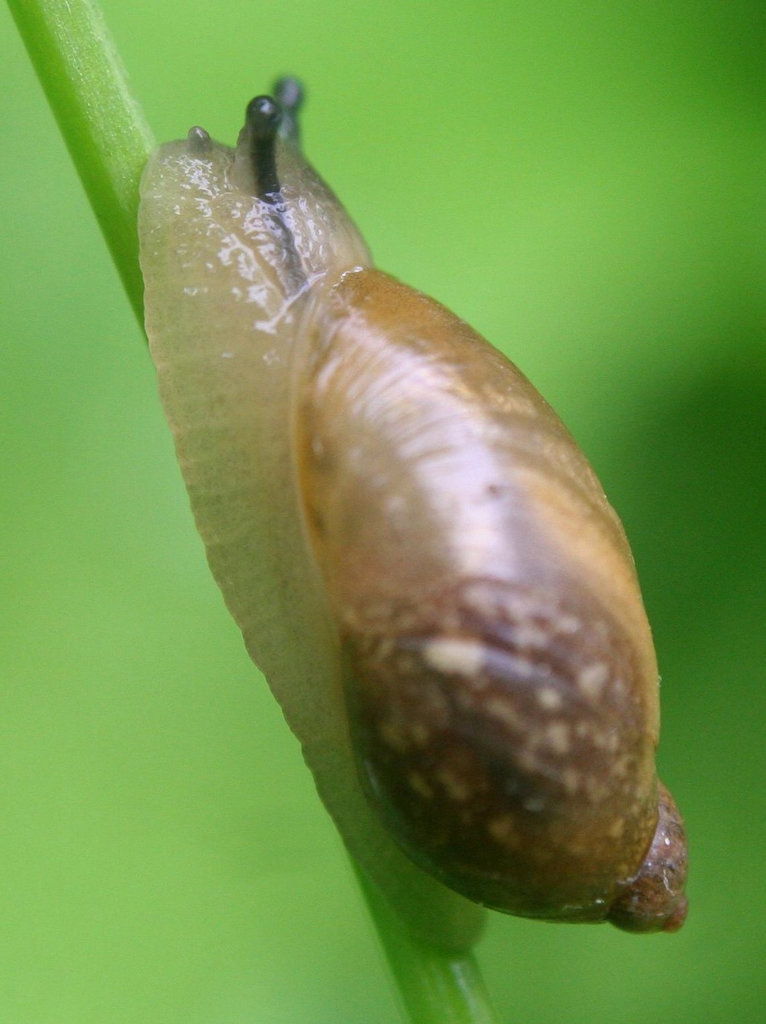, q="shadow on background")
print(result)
[622,345,766,661]
[611,335,766,985]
